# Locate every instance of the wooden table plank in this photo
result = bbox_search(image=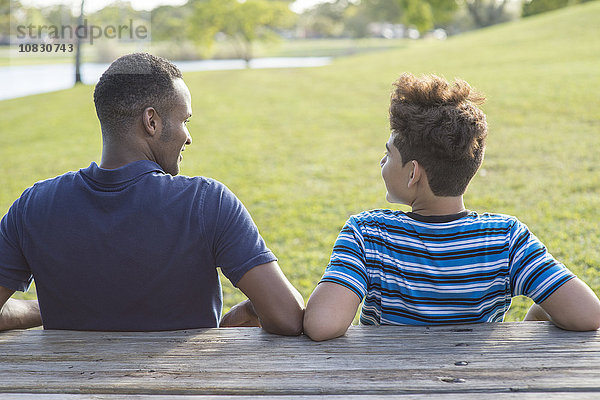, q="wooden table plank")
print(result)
[3,395,600,400]
[1,322,599,397]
